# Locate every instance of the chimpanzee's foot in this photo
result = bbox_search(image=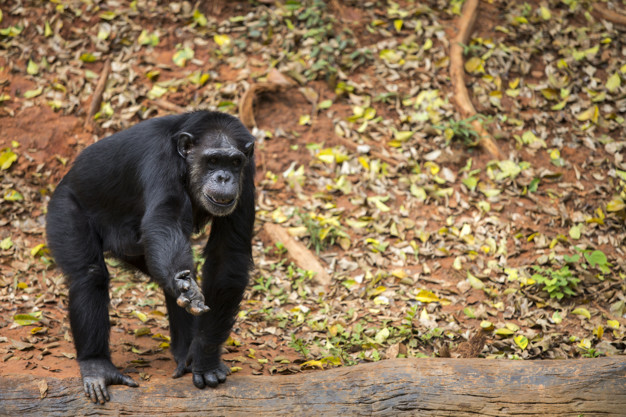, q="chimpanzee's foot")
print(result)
[192,361,231,389]
[172,359,191,378]
[79,358,138,404]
